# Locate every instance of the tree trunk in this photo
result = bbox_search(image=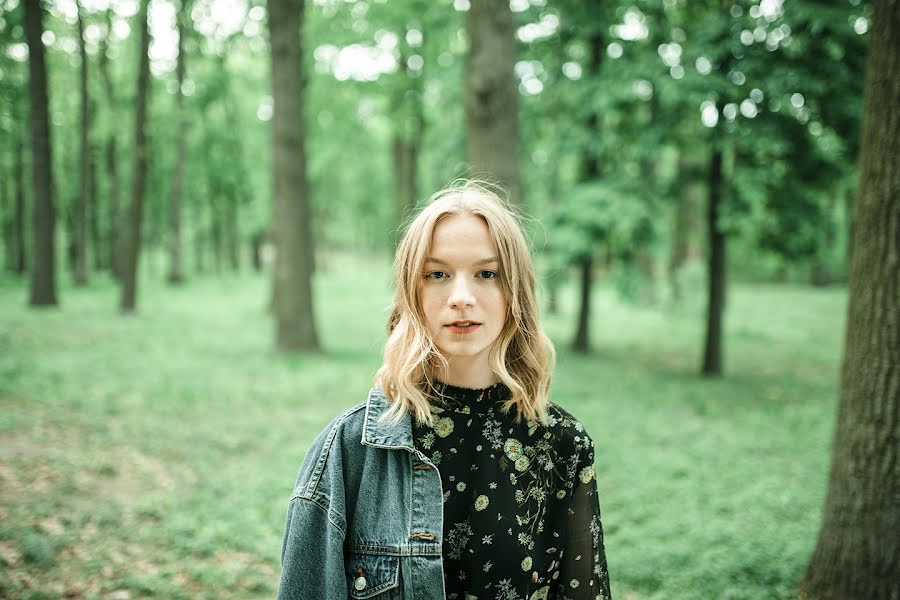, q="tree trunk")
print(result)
[701,147,725,376]
[464,0,521,206]
[799,0,900,597]
[25,0,58,306]
[391,30,423,248]
[89,139,102,270]
[74,0,90,285]
[570,28,604,353]
[226,198,239,271]
[100,8,121,280]
[13,131,27,274]
[119,0,151,313]
[268,0,319,351]
[572,257,592,353]
[168,0,188,284]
